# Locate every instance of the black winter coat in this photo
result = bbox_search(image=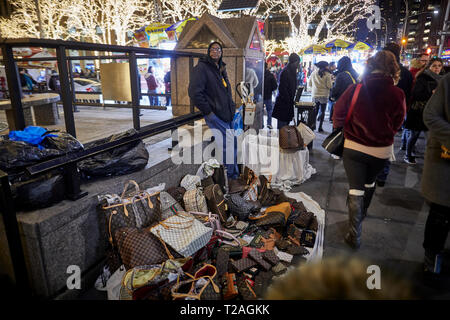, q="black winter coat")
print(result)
[263,69,278,101]
[272,64,298,122]
[188,56,235,123]
[405,70,440,131]
[330,69,358,101]
[398,64,413,104]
